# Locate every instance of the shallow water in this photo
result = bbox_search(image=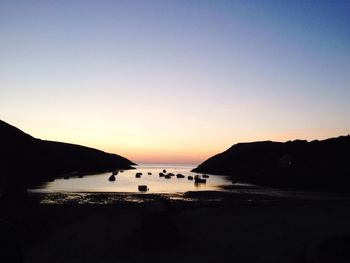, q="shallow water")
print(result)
[28,164,350,205]
[29,164,233,194]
